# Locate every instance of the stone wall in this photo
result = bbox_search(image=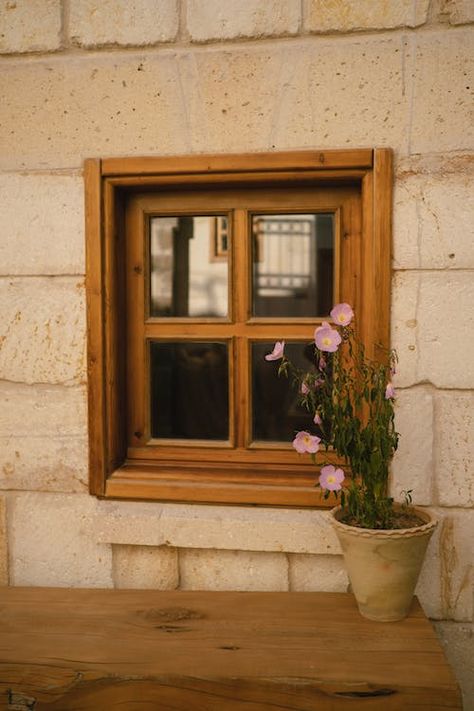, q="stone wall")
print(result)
[0,0,473,706]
